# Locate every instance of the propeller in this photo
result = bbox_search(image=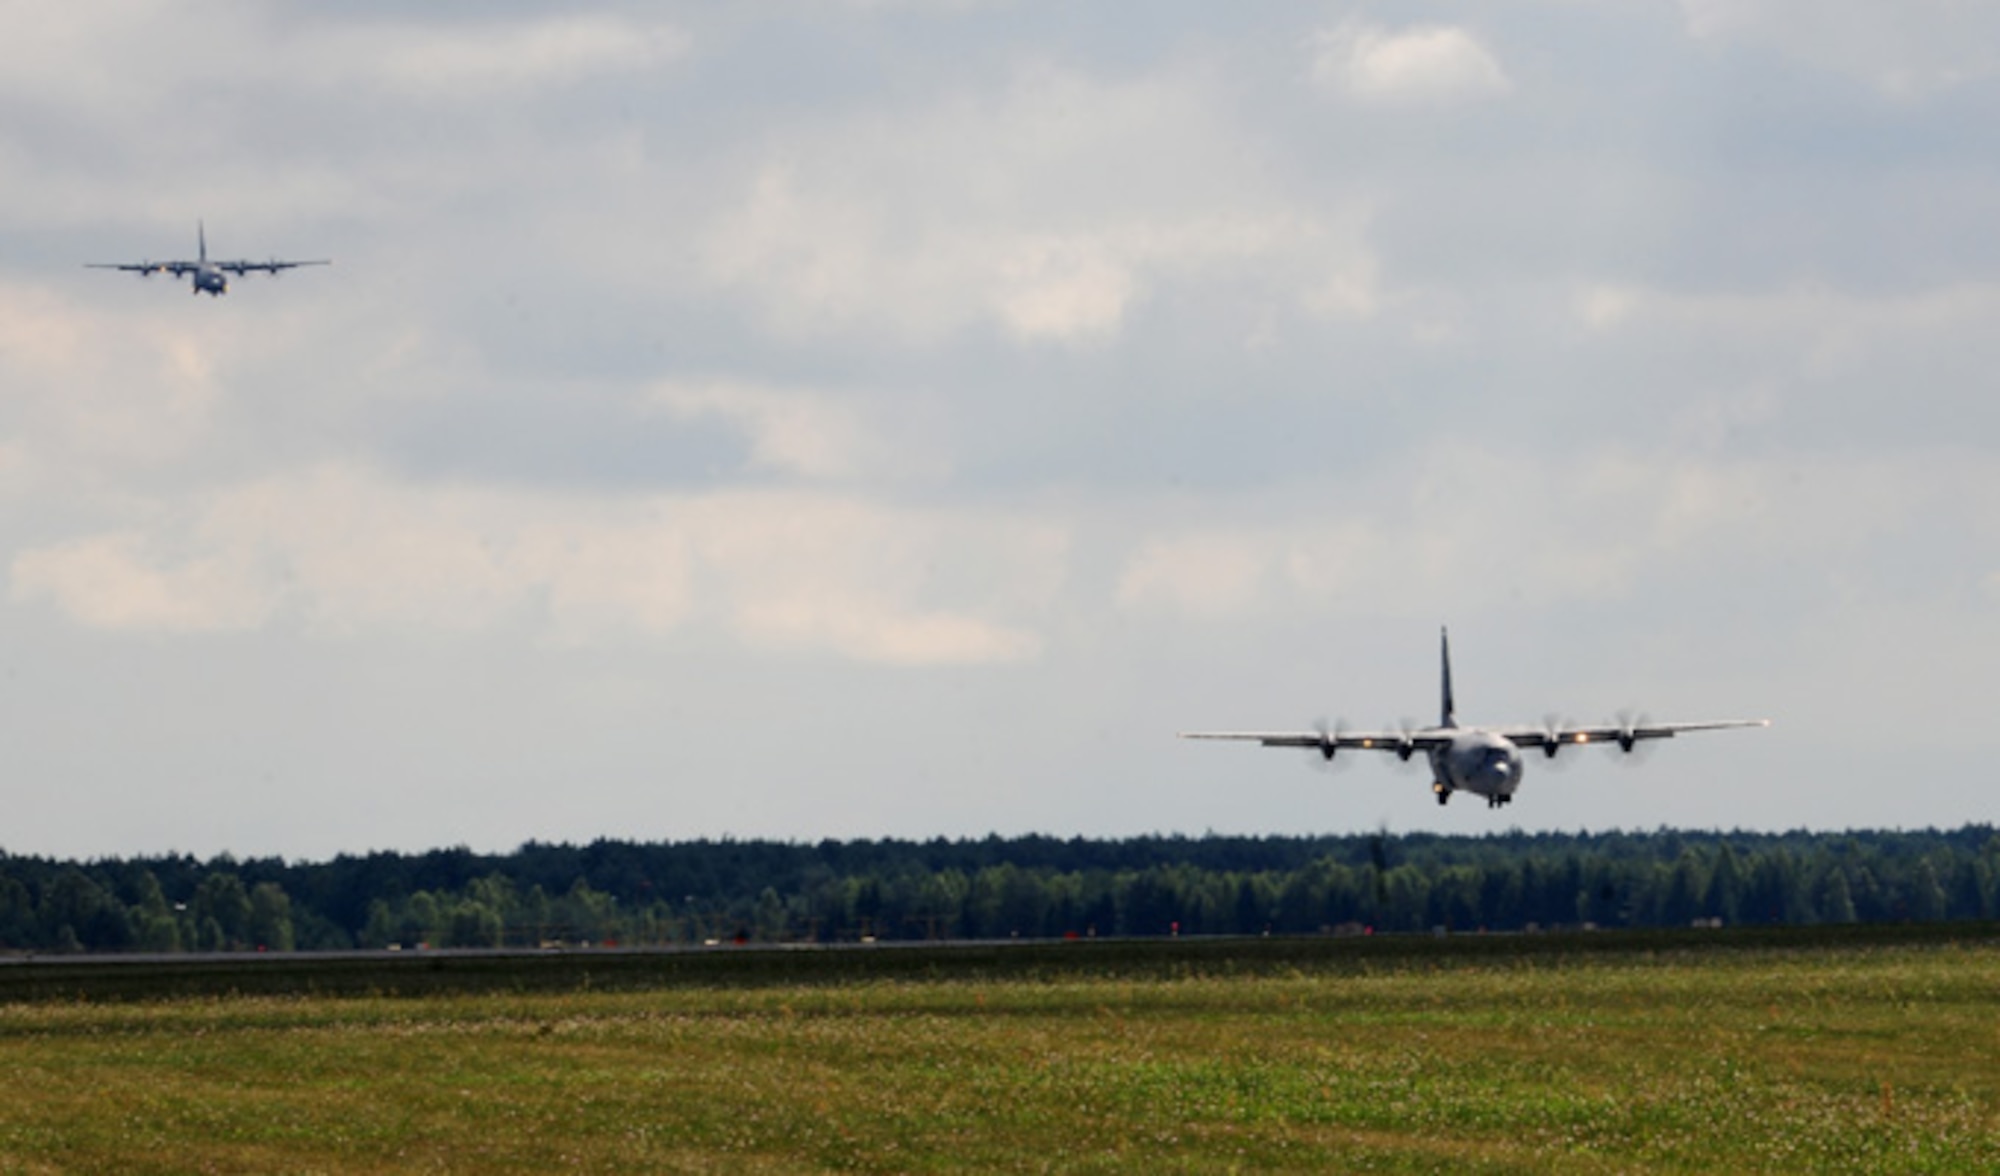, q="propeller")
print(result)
[1304,718,1350,773]
[1385,718,1421,770]
[1608,709,1657,763]
[1539,714,1582,768]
